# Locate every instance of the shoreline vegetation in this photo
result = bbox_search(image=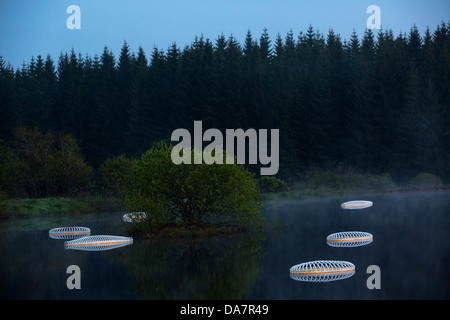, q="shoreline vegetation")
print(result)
[1,196,125,218]
[259,171,450,202]
[2,171,448,219]
[259,183,450,203]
